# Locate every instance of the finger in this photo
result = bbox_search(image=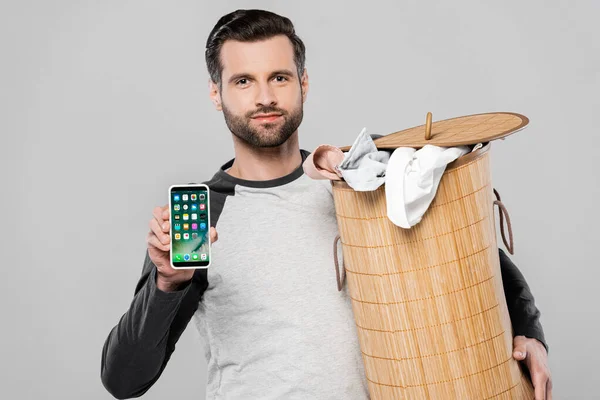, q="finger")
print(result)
[149,218,171,245]
[532,372,548,400]
[153,204,169,221]
[153,206,170,232]
[147,231,170,252]
[512,342,527,361]
[210,227,218,243]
